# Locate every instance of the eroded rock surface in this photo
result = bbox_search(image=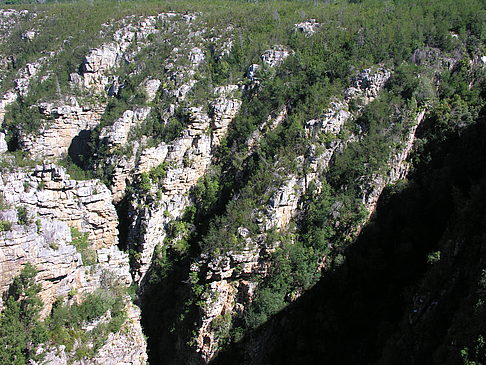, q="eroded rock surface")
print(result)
[0,161,146,363]
[129,88,242,283]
